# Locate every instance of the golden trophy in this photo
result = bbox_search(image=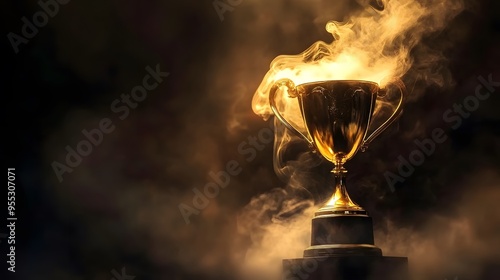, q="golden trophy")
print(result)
[271,79,409,279]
